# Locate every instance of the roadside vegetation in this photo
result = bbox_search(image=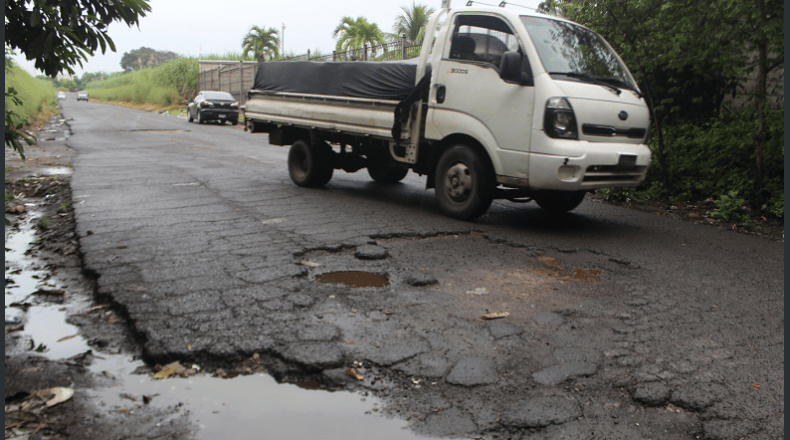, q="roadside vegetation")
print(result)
[85,62,186,107]
[553,0,784,219]
[5,62,58,128]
